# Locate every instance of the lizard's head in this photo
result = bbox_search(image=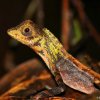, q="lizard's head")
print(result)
[7,20,43,47]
